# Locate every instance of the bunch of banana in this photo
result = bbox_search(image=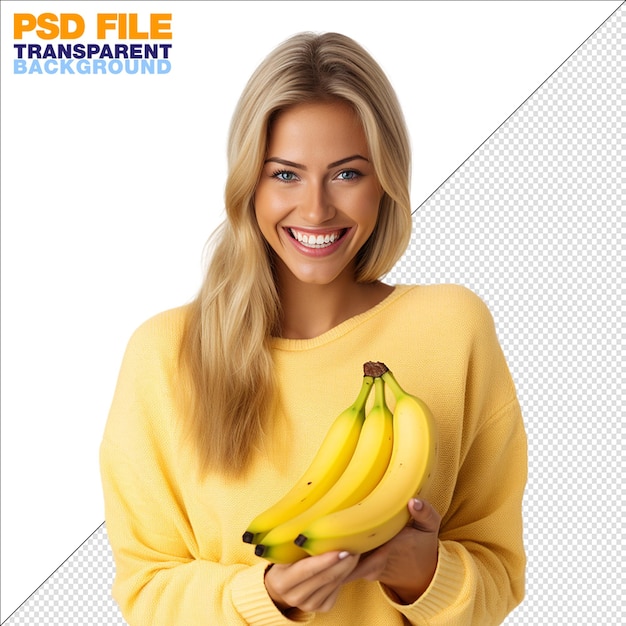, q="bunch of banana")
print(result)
[253,375,394,563]
[242,361,437,563]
